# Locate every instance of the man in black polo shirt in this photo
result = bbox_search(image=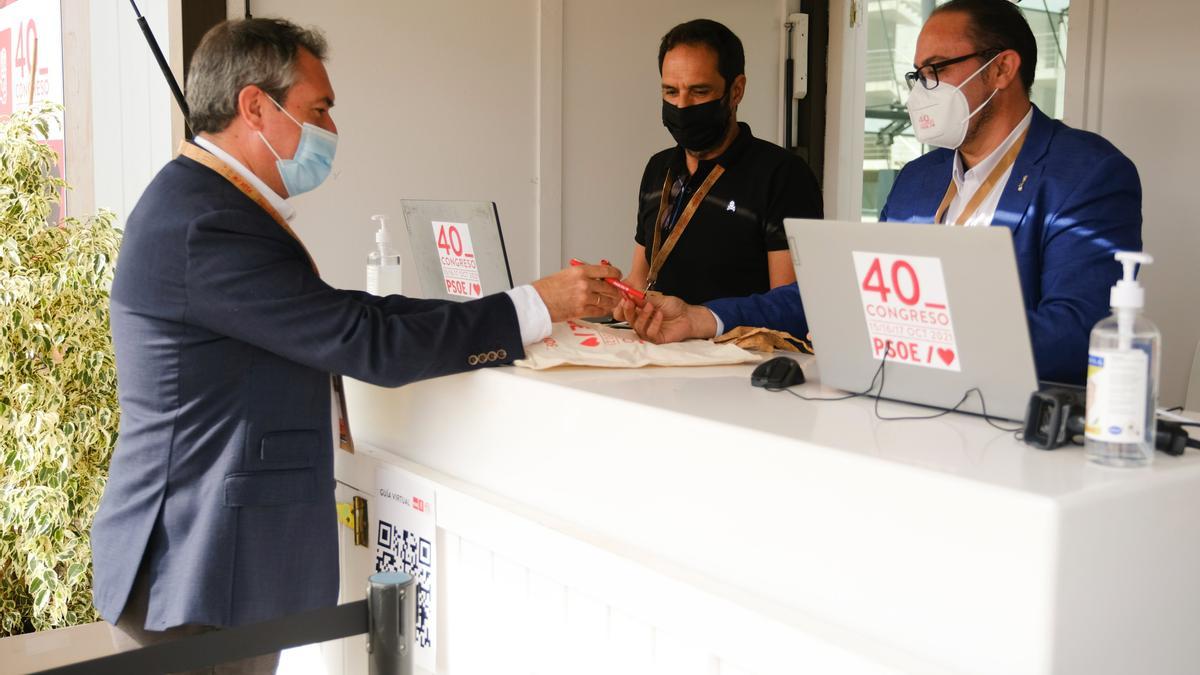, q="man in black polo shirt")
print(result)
[616,19,822,310]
